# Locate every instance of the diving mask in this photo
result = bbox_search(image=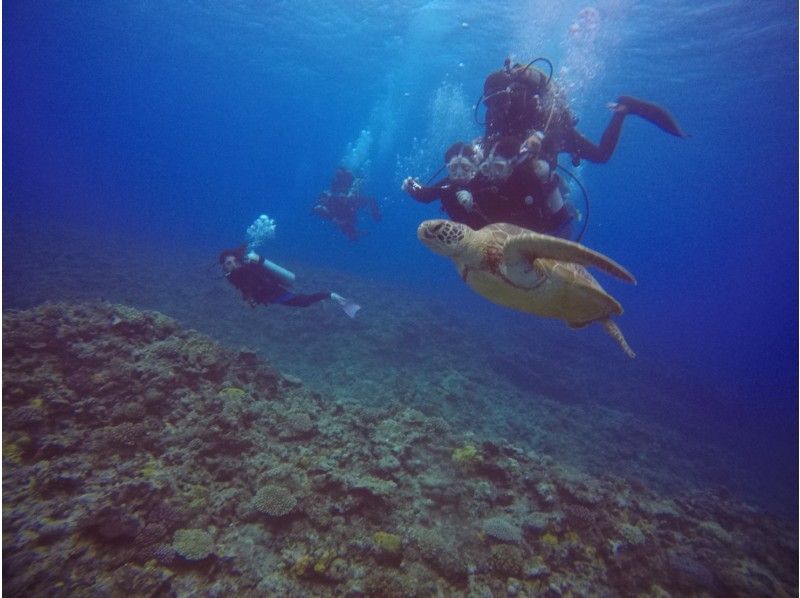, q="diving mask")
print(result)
[478,144,515,181]
[446,148,478,183]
